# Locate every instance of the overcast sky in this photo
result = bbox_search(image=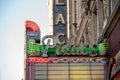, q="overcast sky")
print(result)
[0,0,49,80]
